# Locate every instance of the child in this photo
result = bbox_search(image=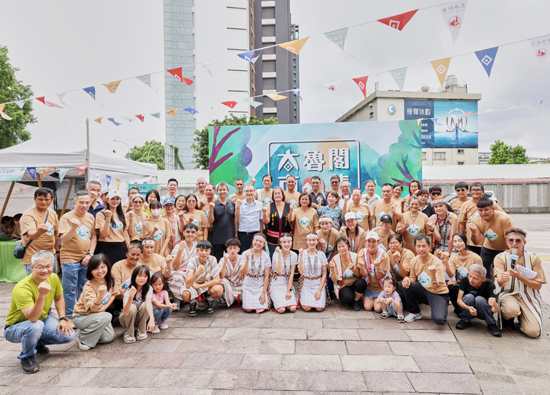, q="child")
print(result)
[181,240,224,317]
[9,214,22,240]
[219,238,243,307]
[270,233,297,314]
[150,272,177,333]
[298,232,329,312]
[119,265,155,343]
[141,200,172,257]
[168,223,198,309]
[377,277,405,323]
[240,233,271,313]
